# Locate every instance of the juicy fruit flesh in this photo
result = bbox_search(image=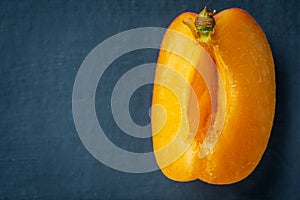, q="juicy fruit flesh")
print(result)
[152,9,275,184]
[152,12,226,181]
[188,69,212,145]
[152,13,210,181]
